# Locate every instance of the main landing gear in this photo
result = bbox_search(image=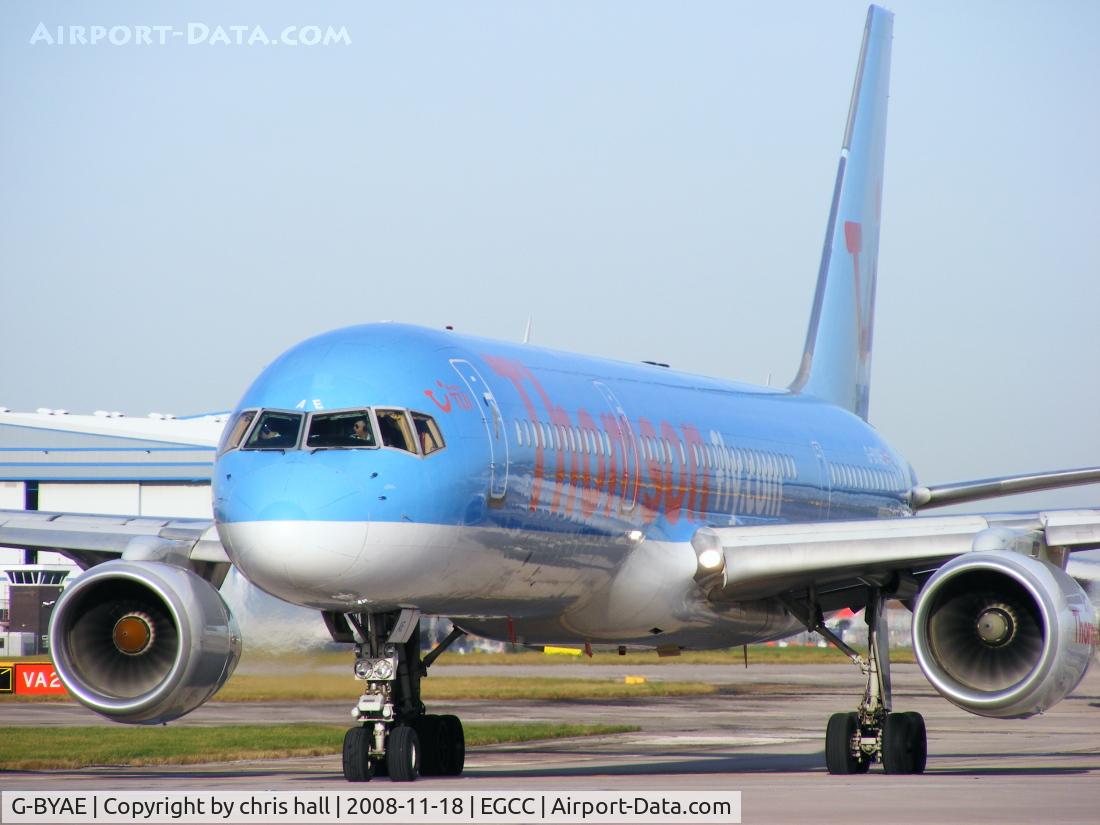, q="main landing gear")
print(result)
[792,587,927,775]
[340,610,467,782]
